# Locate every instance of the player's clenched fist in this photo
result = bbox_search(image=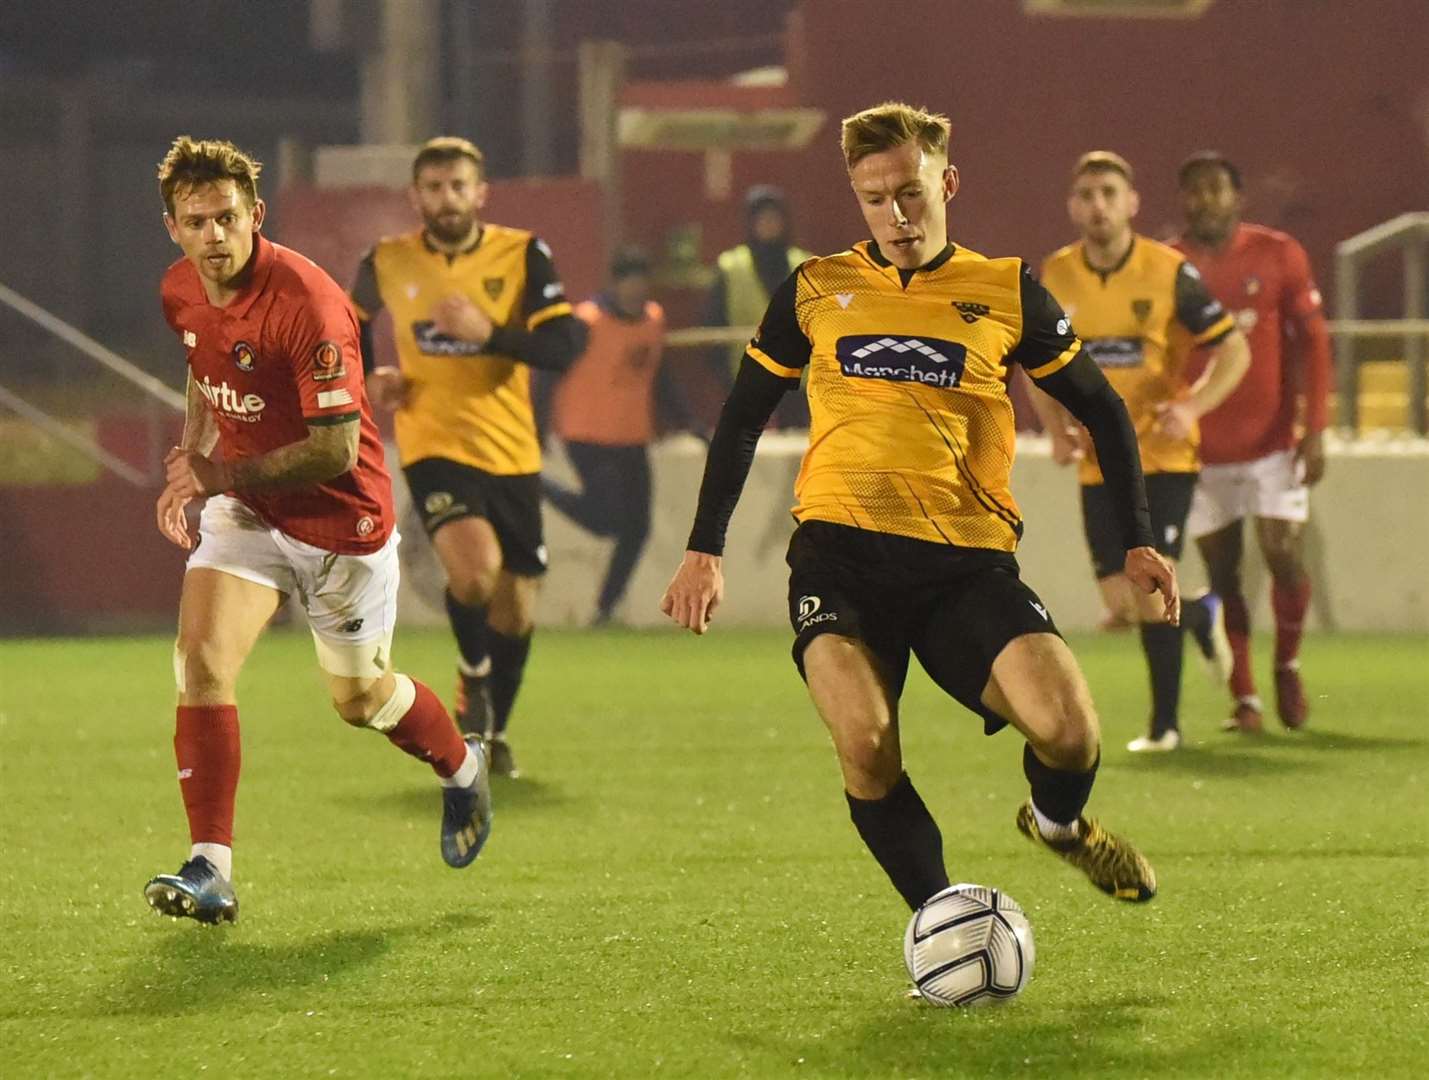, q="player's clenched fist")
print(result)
[368,365,409,411]
[164,446,230,499]
[1124,545,1180,626]
[660,551,724,635]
